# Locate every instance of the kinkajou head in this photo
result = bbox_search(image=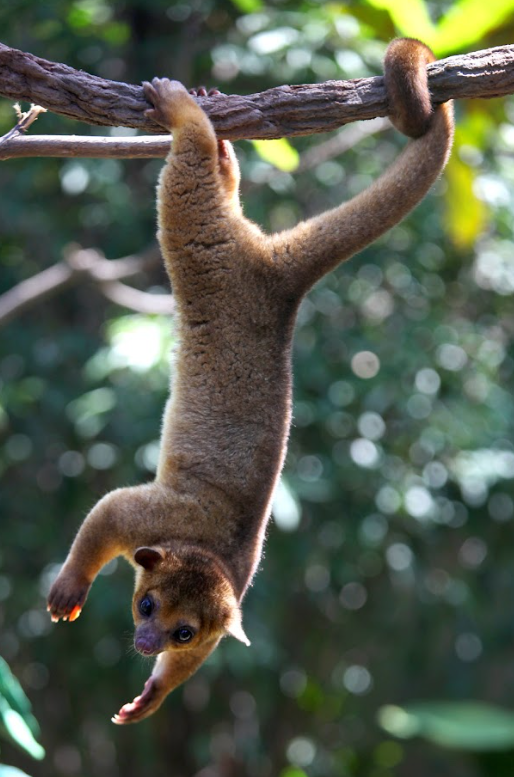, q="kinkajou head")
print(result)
[131,543,249,657]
